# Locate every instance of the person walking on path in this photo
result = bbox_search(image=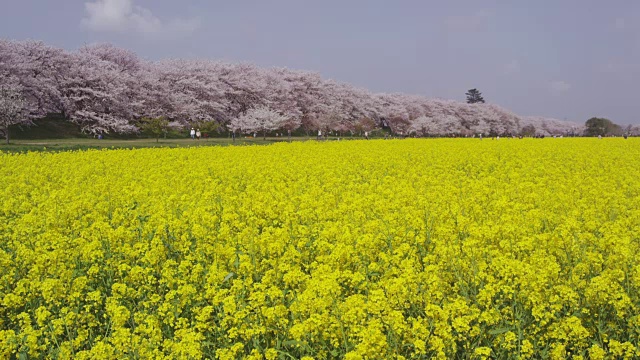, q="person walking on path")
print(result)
[190,128,196,140]
[196,129,201,140]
